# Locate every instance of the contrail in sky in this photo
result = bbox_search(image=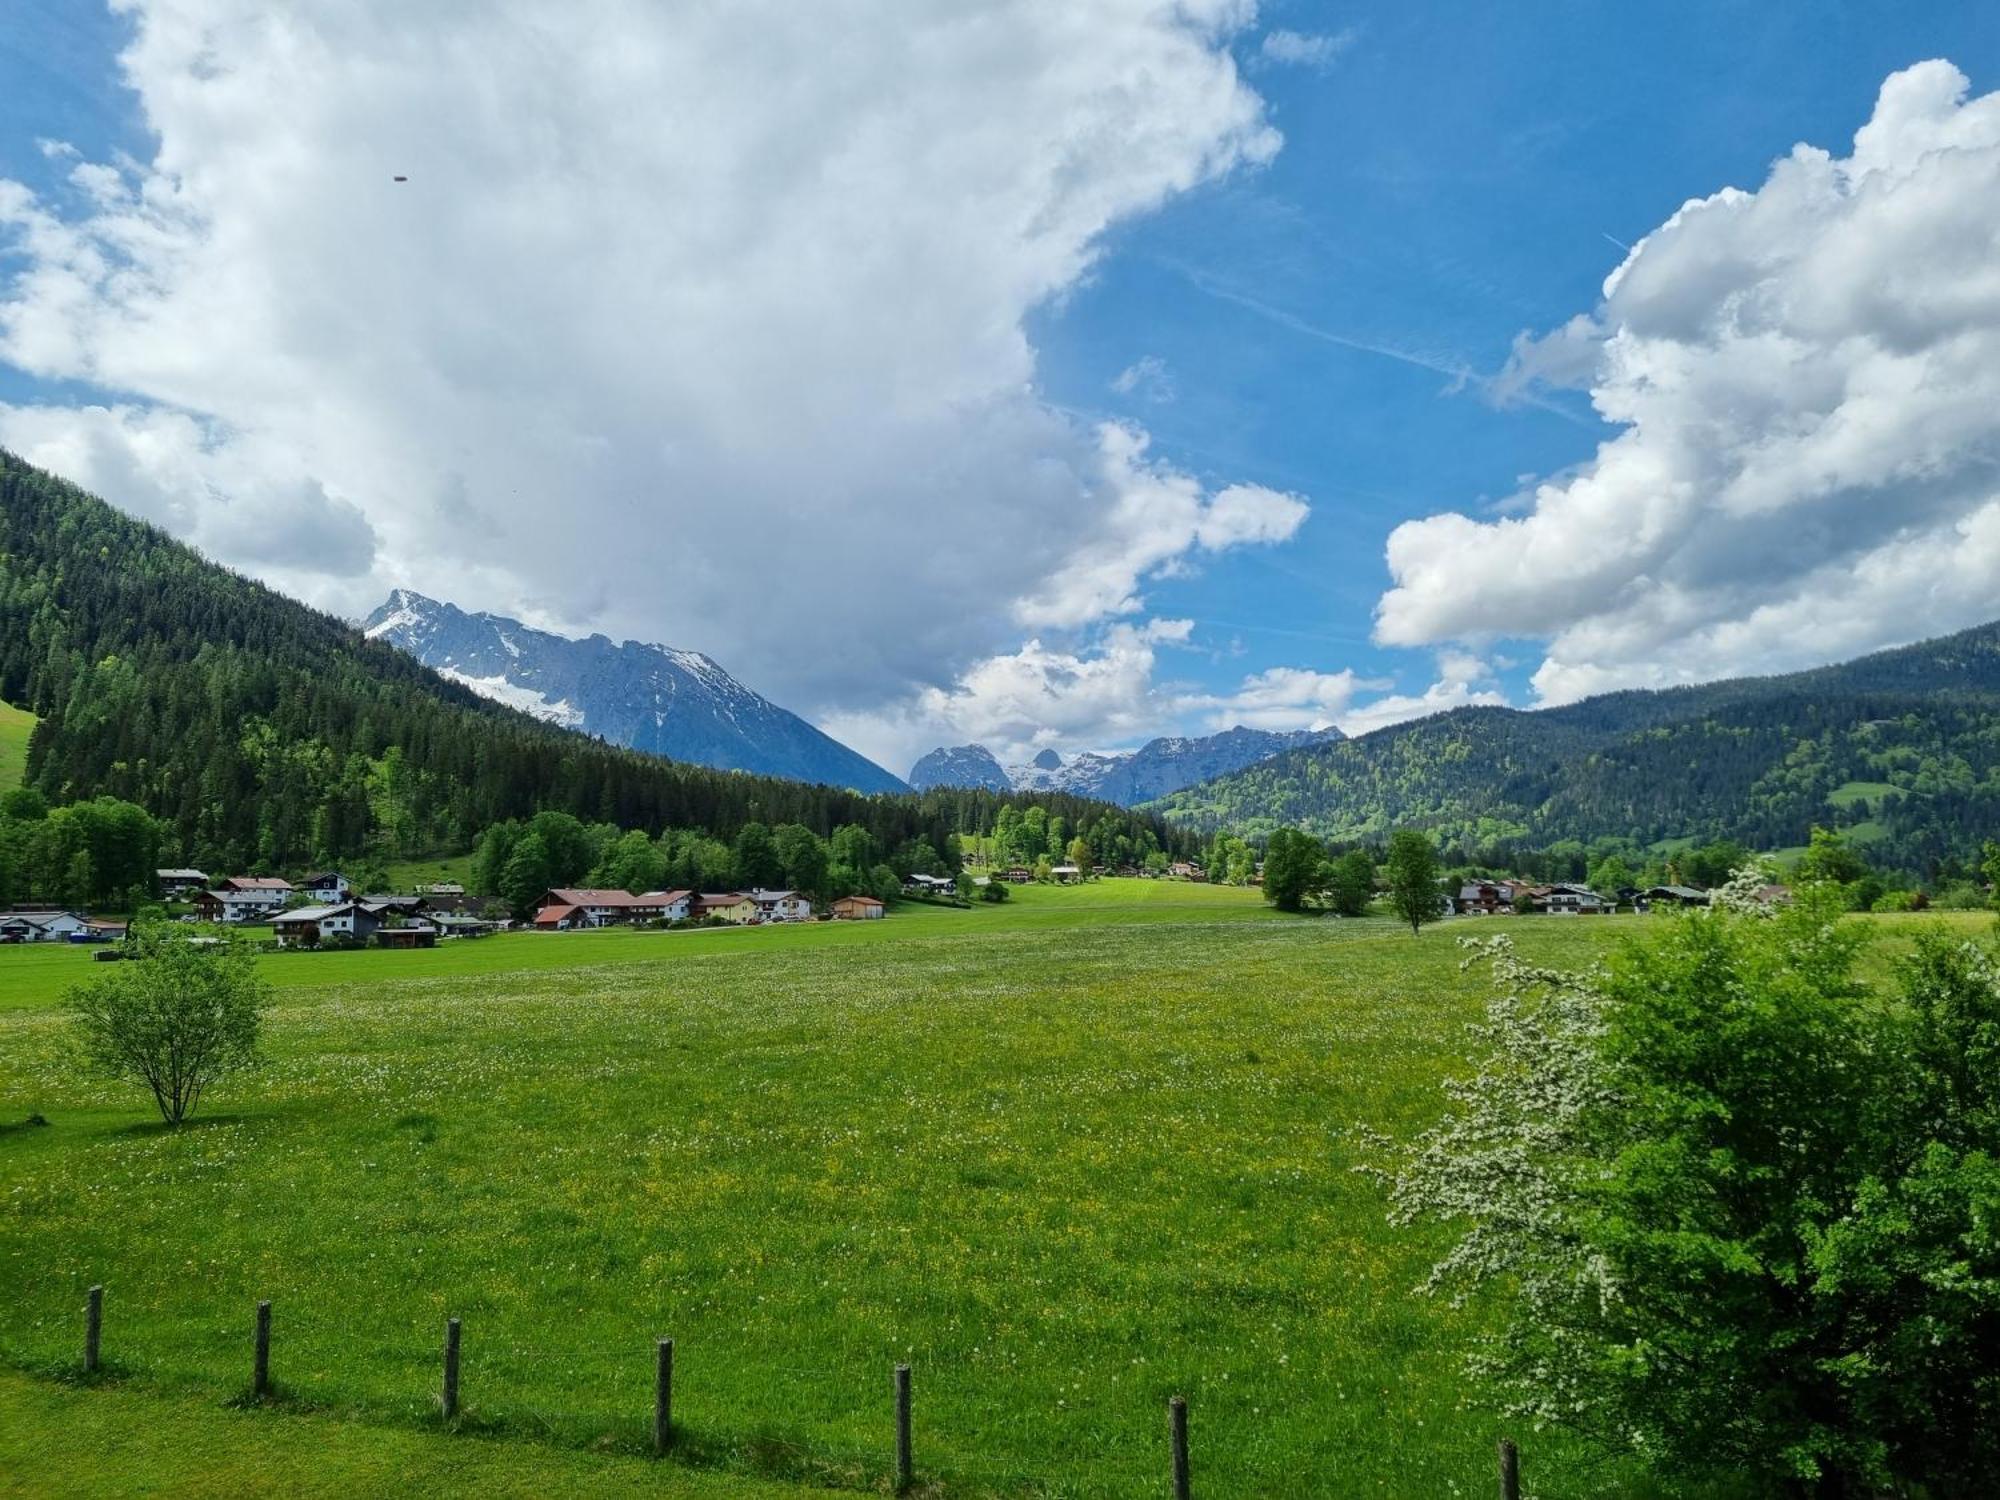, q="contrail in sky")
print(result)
[1165,260,1599,430]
